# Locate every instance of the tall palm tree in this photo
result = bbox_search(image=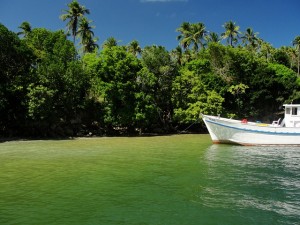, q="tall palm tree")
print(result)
[241,27,259,49]
[293,36,300,76]
[221,21,241,47]
[127,40,142,57]
[77,17,98,53]
[176,22,207,52]
[102,37,118,49]
[17,21,32,38]
[176,22,191,50]
[60,0,90,43]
